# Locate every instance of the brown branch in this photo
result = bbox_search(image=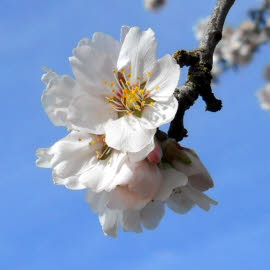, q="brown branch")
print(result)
[168,0,236,141]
